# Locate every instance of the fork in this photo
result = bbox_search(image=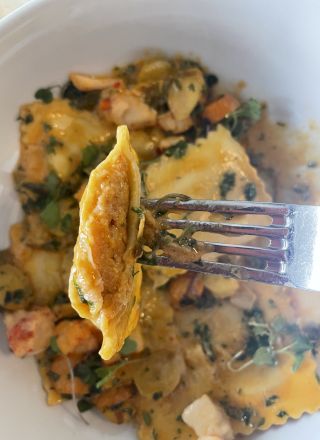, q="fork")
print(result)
[140,196,320,292]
